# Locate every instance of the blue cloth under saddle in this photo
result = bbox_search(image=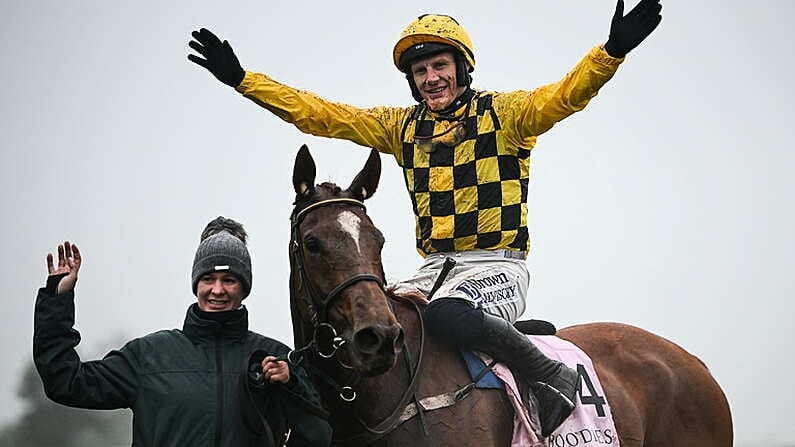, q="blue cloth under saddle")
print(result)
[461,350,504,389]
